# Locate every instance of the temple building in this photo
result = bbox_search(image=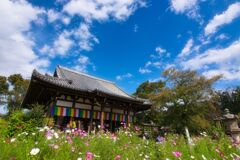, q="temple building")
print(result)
[22,66,151,132]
